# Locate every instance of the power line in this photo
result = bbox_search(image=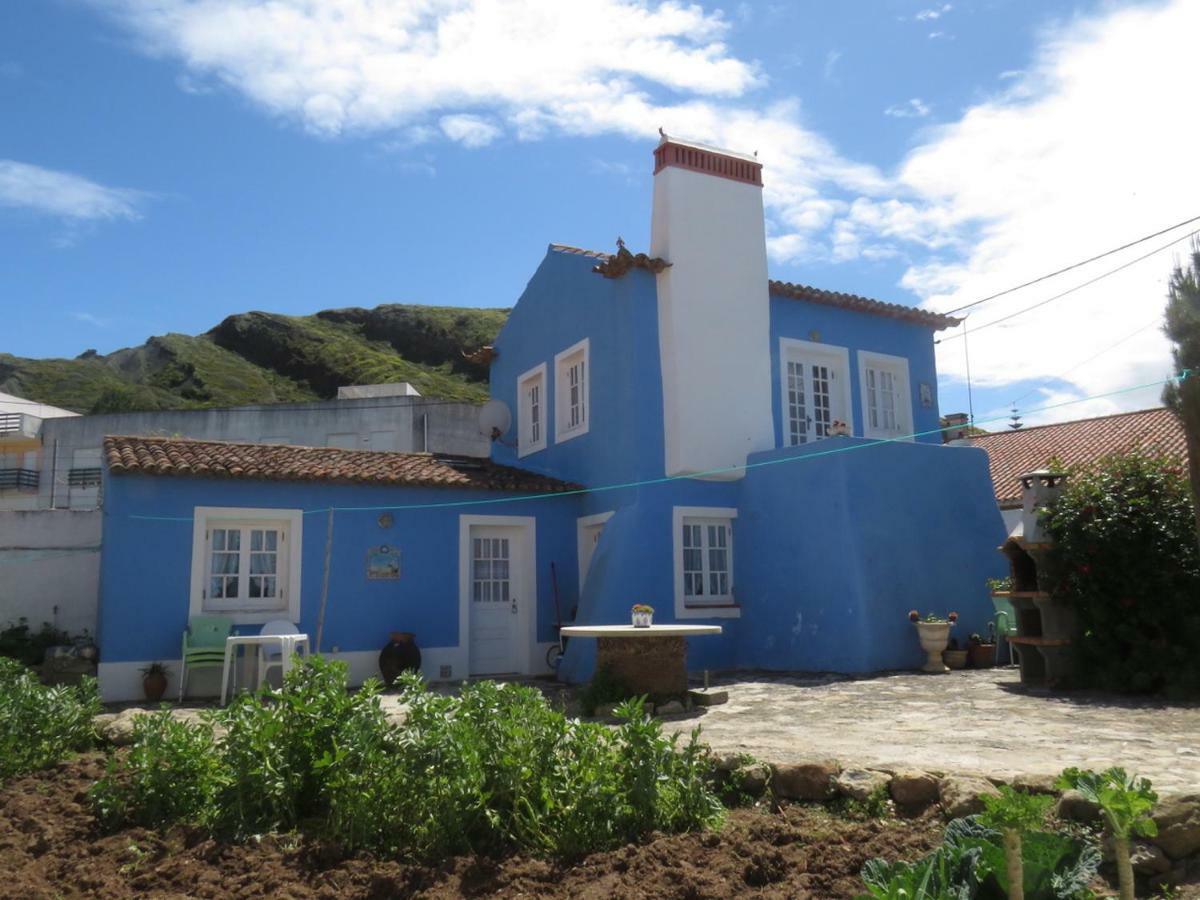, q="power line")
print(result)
[937,229,1197,344]
[939,212,1200,316]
